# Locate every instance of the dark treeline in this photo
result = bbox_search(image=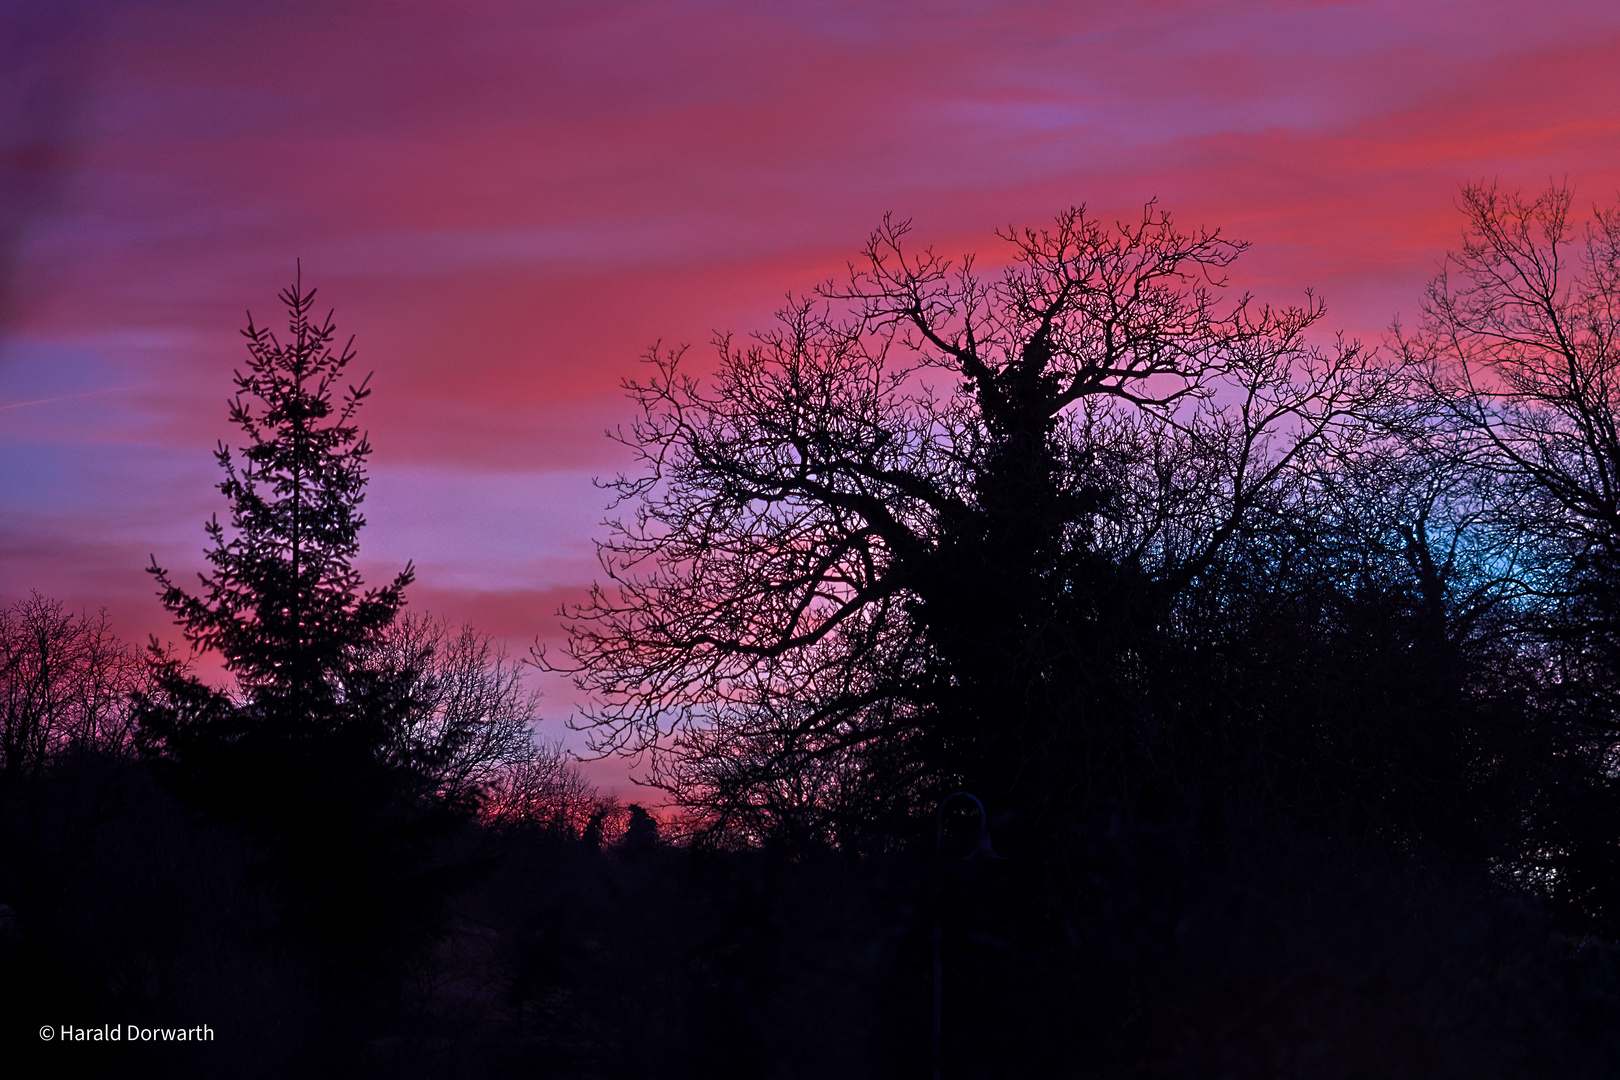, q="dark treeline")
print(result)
[7,185,1620,1077]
